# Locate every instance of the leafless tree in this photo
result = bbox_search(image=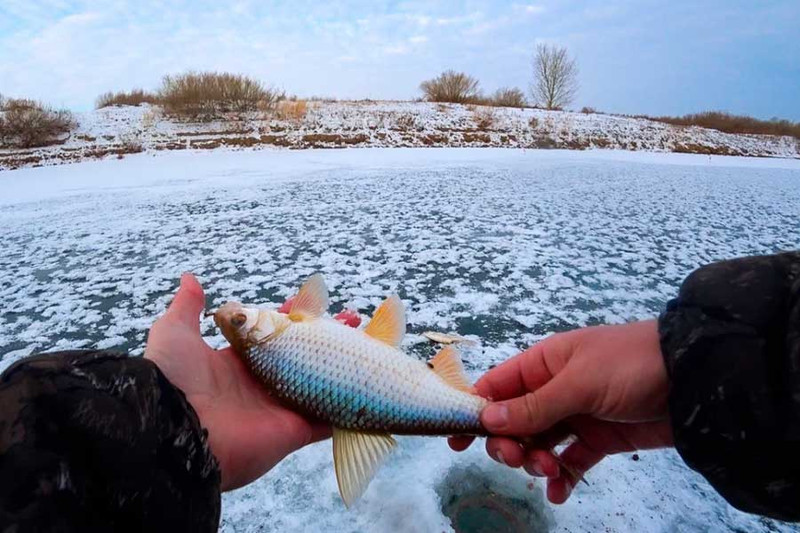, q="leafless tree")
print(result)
[420,70,481,104]
[531,43,579,110]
